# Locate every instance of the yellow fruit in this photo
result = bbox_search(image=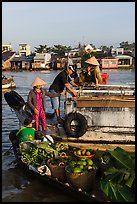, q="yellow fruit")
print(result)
[76,150,81,156]
[81,149,86,155]
[86,151,91,156]
[88,165,93,170]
